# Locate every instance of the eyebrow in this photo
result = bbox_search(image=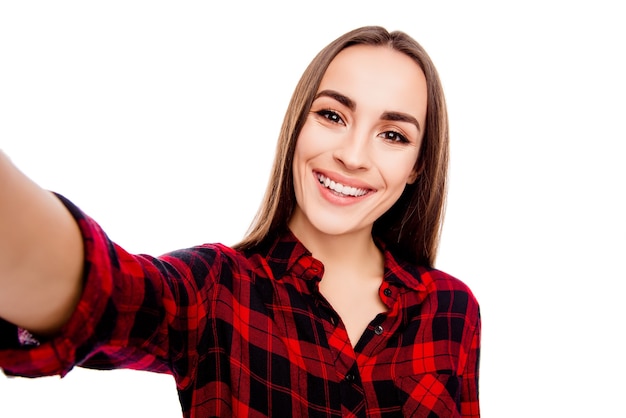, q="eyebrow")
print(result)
[314,89,356,110]
[381,111,422,134]
[314,89,421,133]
